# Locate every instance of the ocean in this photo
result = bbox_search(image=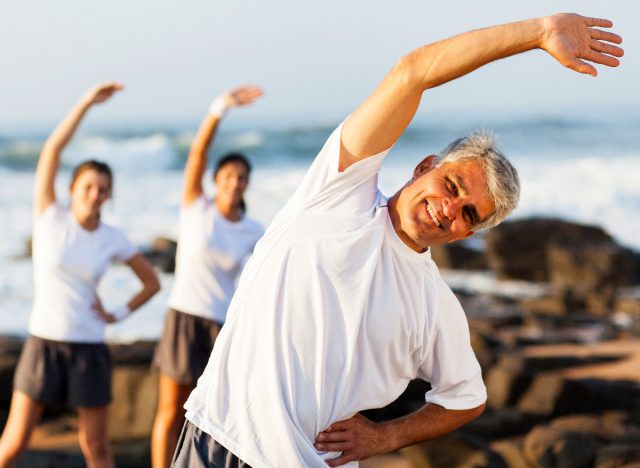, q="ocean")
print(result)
[1,111,639,342]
